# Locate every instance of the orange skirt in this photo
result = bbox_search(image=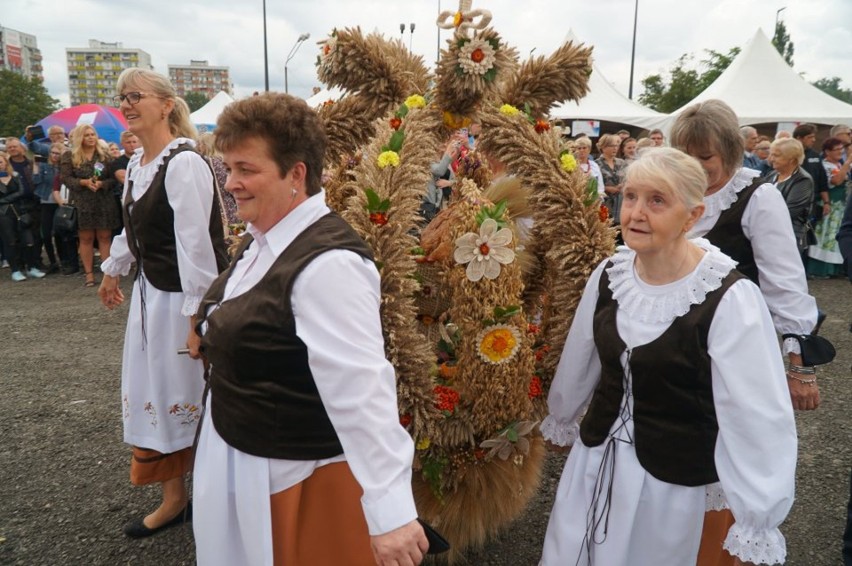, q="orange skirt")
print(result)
[129,446,192,486]
[270,461,376,566]
[696,510,736,566]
